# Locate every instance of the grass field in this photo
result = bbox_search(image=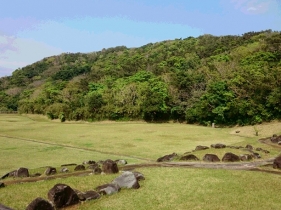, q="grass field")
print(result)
[0,114,281,209]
